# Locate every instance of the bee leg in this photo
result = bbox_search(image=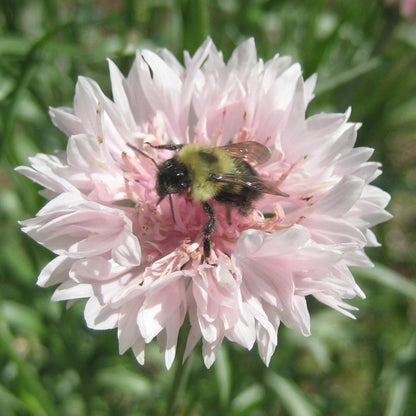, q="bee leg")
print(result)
[146,143,184,151]
[202,202,216,258]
